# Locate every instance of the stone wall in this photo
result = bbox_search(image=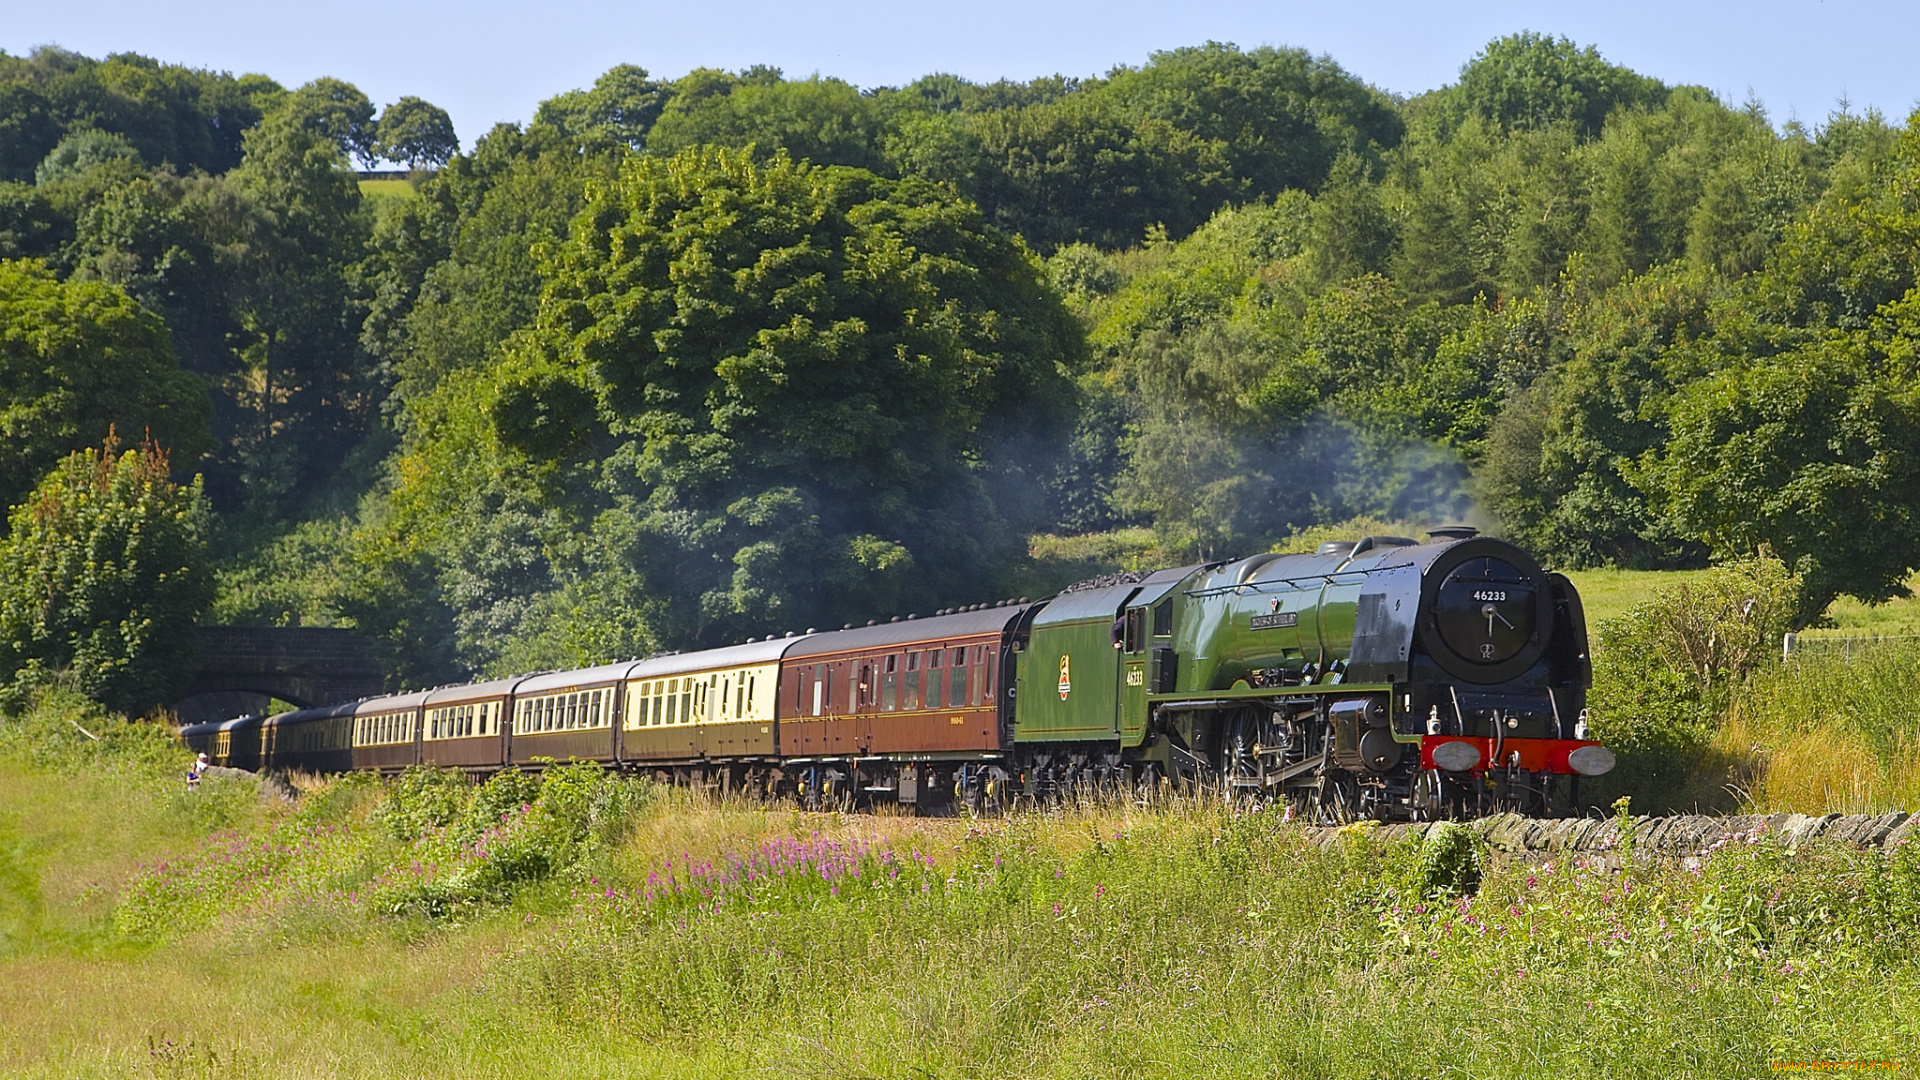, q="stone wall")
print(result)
[1308,811,1917,856]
